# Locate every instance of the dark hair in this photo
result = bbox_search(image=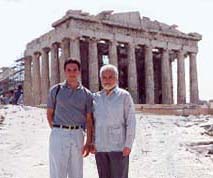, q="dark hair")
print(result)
[18,85,22,90]
[64,58,81,71]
